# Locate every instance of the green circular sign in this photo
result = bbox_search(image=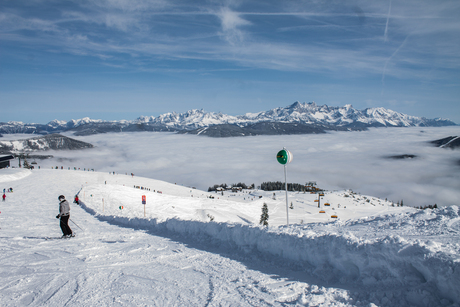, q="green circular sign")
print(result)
[276,149,293,165]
